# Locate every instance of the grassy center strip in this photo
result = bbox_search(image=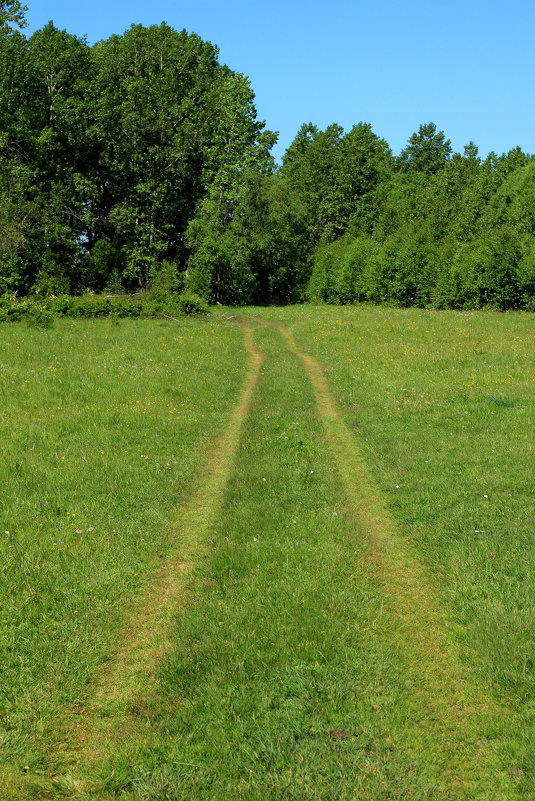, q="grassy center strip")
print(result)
[265,318,522,798]
[23,319,264,799]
